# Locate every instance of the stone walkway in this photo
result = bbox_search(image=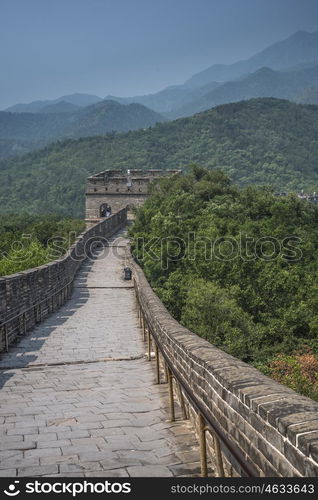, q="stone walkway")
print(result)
[0,230,201,477]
